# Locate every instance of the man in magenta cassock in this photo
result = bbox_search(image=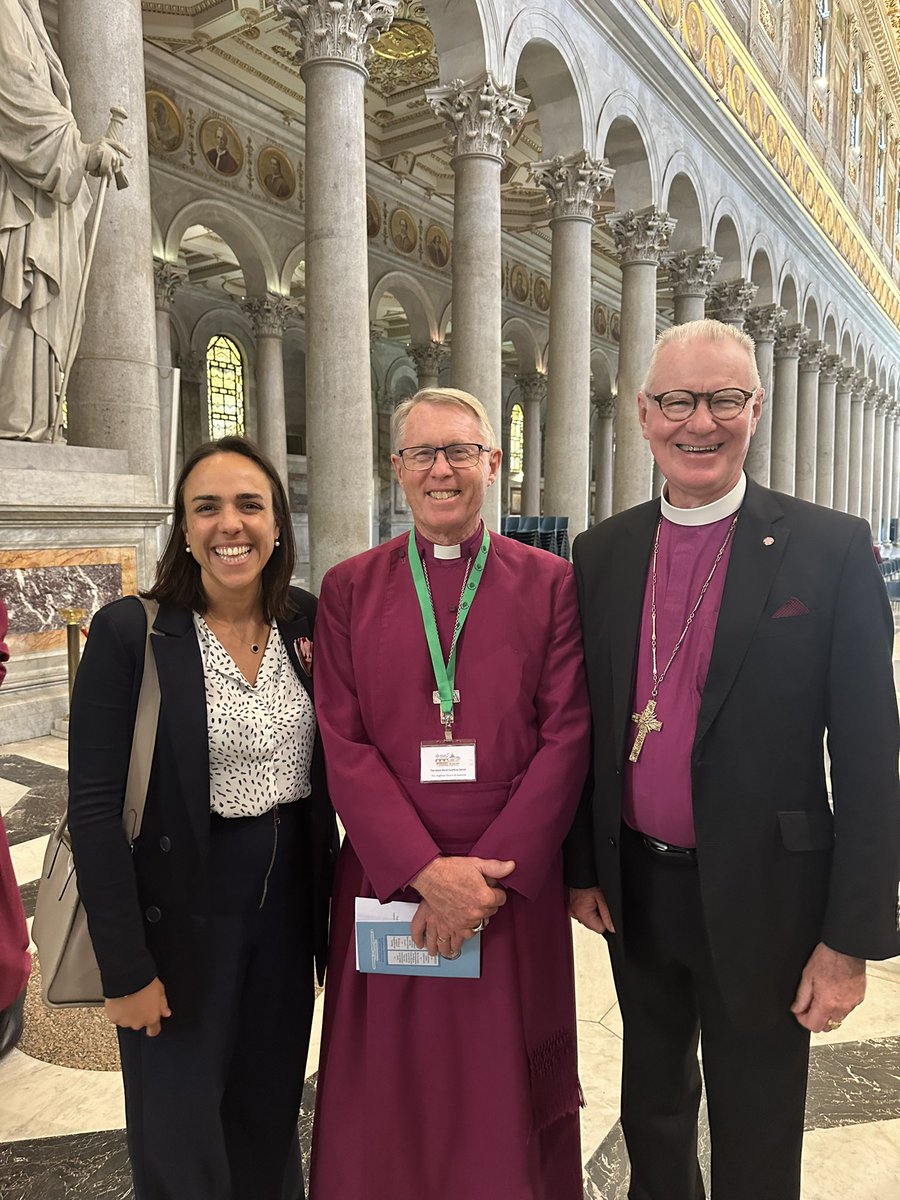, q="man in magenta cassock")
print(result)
[310,387,591,1199]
